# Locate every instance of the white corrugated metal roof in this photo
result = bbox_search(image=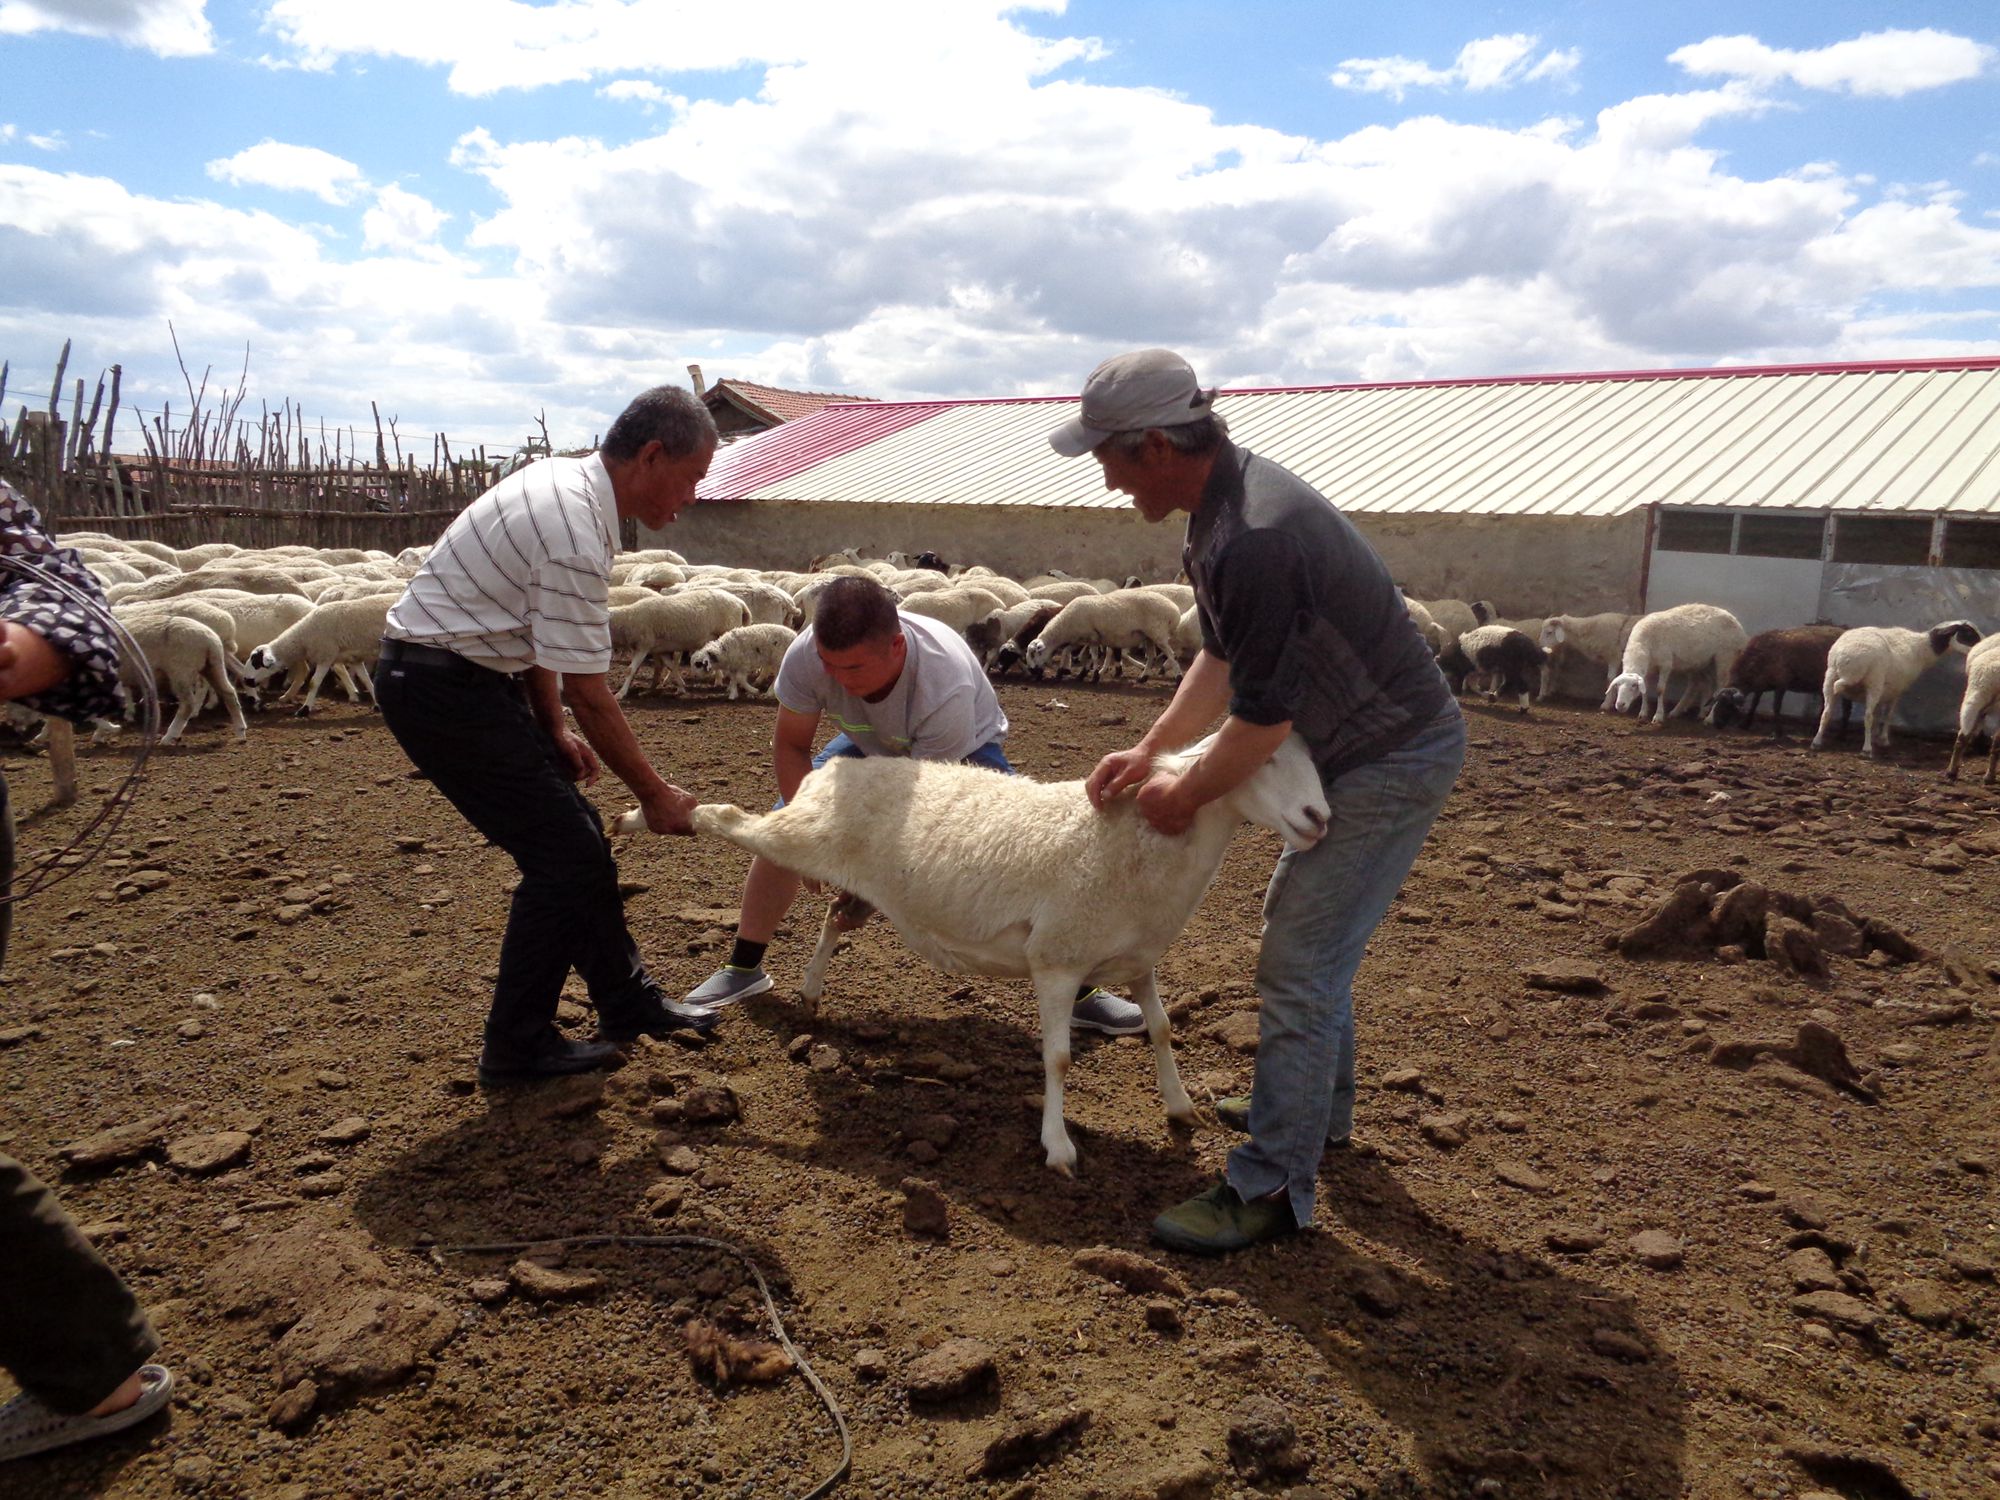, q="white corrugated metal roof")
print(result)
[697,359,2000,517]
